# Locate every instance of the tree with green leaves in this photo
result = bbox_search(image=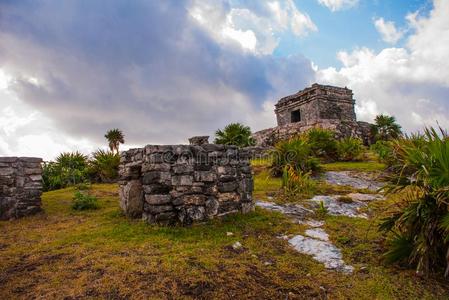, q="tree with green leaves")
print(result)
[104,128,125,154]
[214,123,255,147]
[372,114,402,141]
